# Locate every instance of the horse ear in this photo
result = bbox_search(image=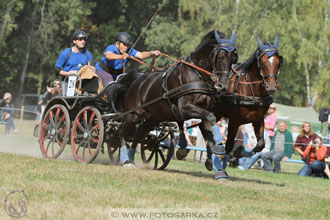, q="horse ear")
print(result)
[274,36,279,48]
[214,30,222,44]
[231,32,236,44]
[257,37,263,48]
